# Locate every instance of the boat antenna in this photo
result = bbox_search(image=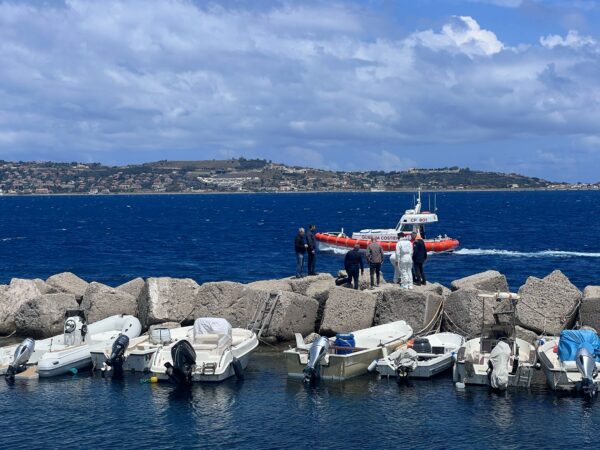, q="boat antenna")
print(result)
[434,194,438,212]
